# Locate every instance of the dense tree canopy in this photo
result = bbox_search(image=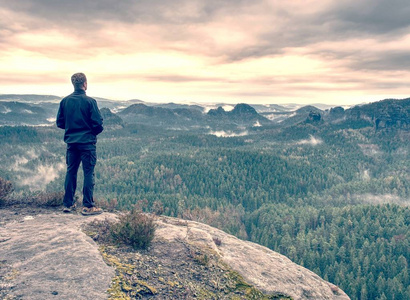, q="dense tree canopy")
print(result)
[1,113,409,300]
